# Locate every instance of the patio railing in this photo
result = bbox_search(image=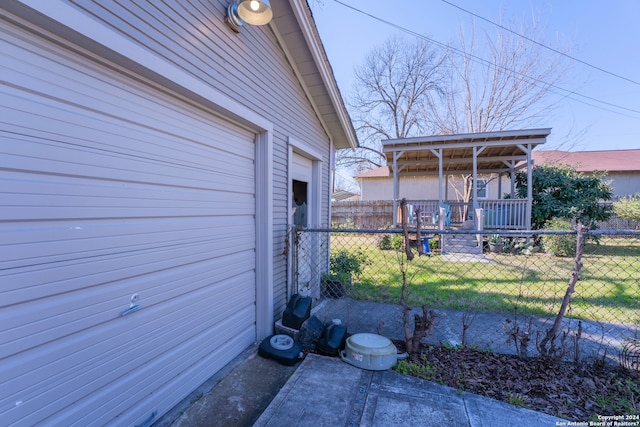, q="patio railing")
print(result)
[402,199,528,229]
[479,199,527,229]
